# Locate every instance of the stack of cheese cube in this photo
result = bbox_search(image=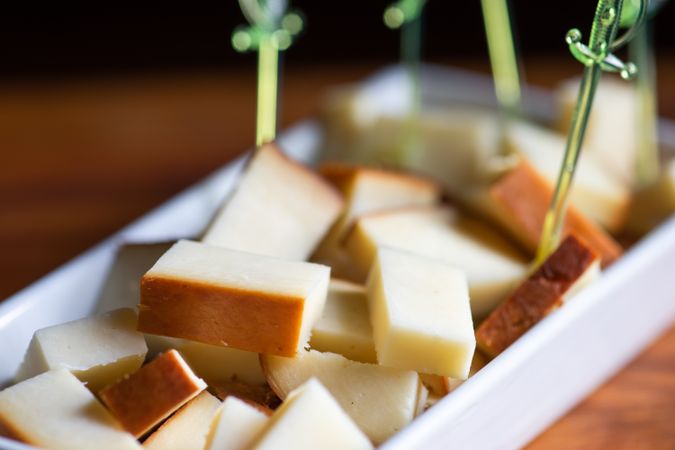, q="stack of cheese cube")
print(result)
[1,134,609,450]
